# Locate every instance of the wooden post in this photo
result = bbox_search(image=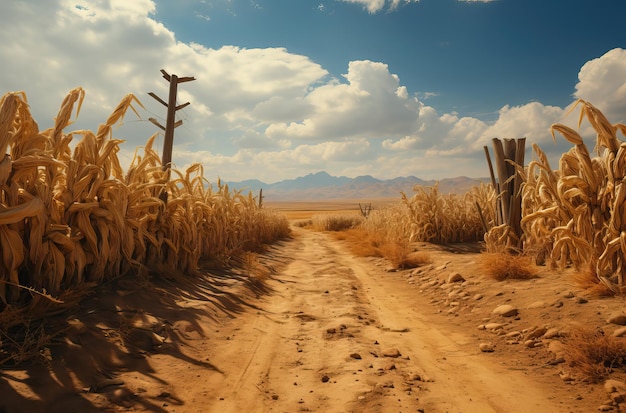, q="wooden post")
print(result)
[485,137,526,249]
[149,69,195,203]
